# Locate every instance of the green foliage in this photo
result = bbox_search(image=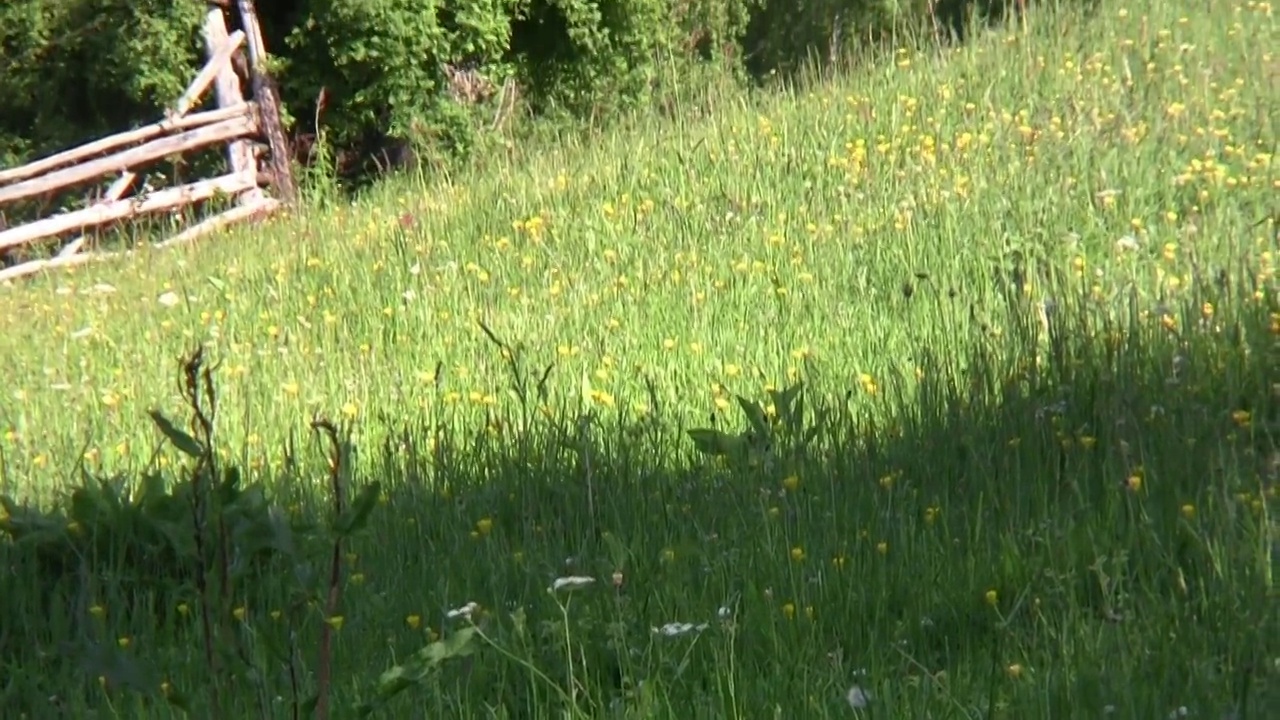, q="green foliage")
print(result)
[282,0,521,161]
[1,1,1276,714]
[0,349,425,717]
[353,627,479,717]
[0,0,204,164]
[0,0,1025,181]
[686,381,824,476]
